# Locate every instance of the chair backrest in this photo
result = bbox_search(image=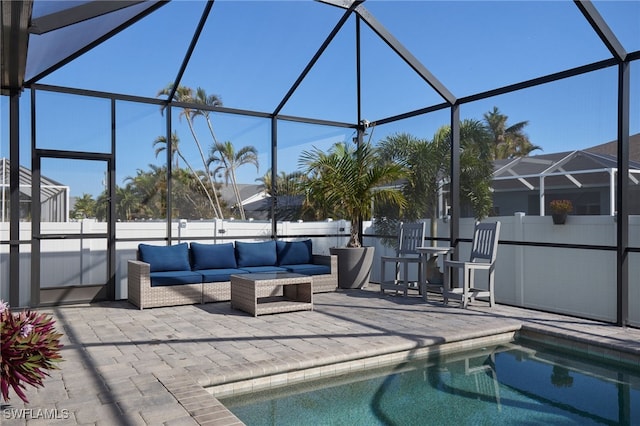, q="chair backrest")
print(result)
[469,221,501,264]
[396,222,426,256]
